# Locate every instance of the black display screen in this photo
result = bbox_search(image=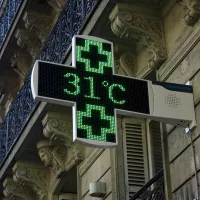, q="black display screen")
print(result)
[37,37,150,143]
